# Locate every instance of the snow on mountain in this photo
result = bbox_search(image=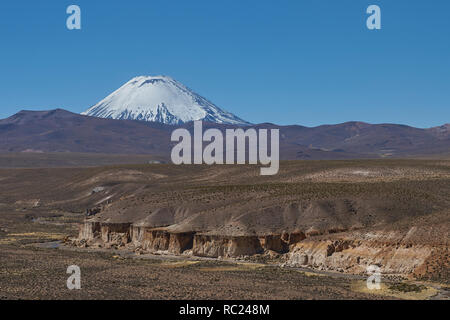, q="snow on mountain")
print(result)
[81,76,249,125]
